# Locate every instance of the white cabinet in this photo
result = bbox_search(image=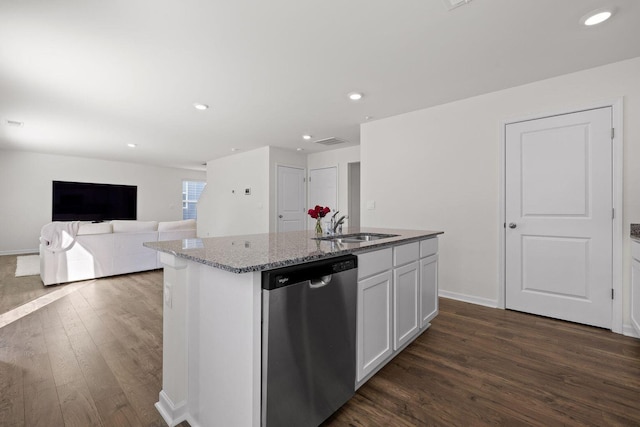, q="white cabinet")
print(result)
[393,261,420,350]
[420,254,438,327]
[356,270,393,382]
[356,237,439,386]
[632,240,640,336]
[392,242,420,350]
